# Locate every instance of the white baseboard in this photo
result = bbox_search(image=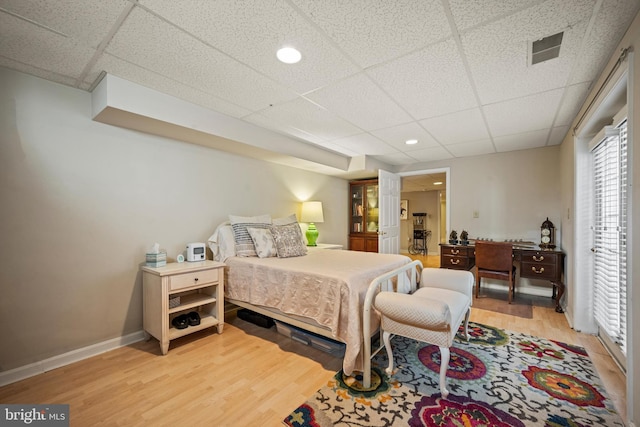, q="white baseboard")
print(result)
[0,330,146,387]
